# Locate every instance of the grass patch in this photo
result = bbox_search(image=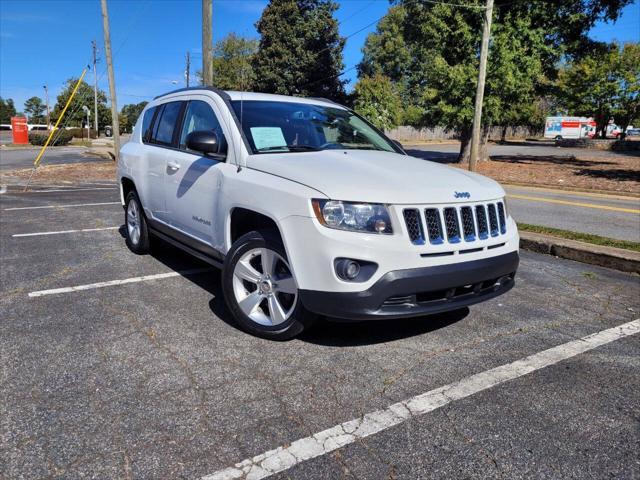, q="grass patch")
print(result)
[518,223,640,252]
